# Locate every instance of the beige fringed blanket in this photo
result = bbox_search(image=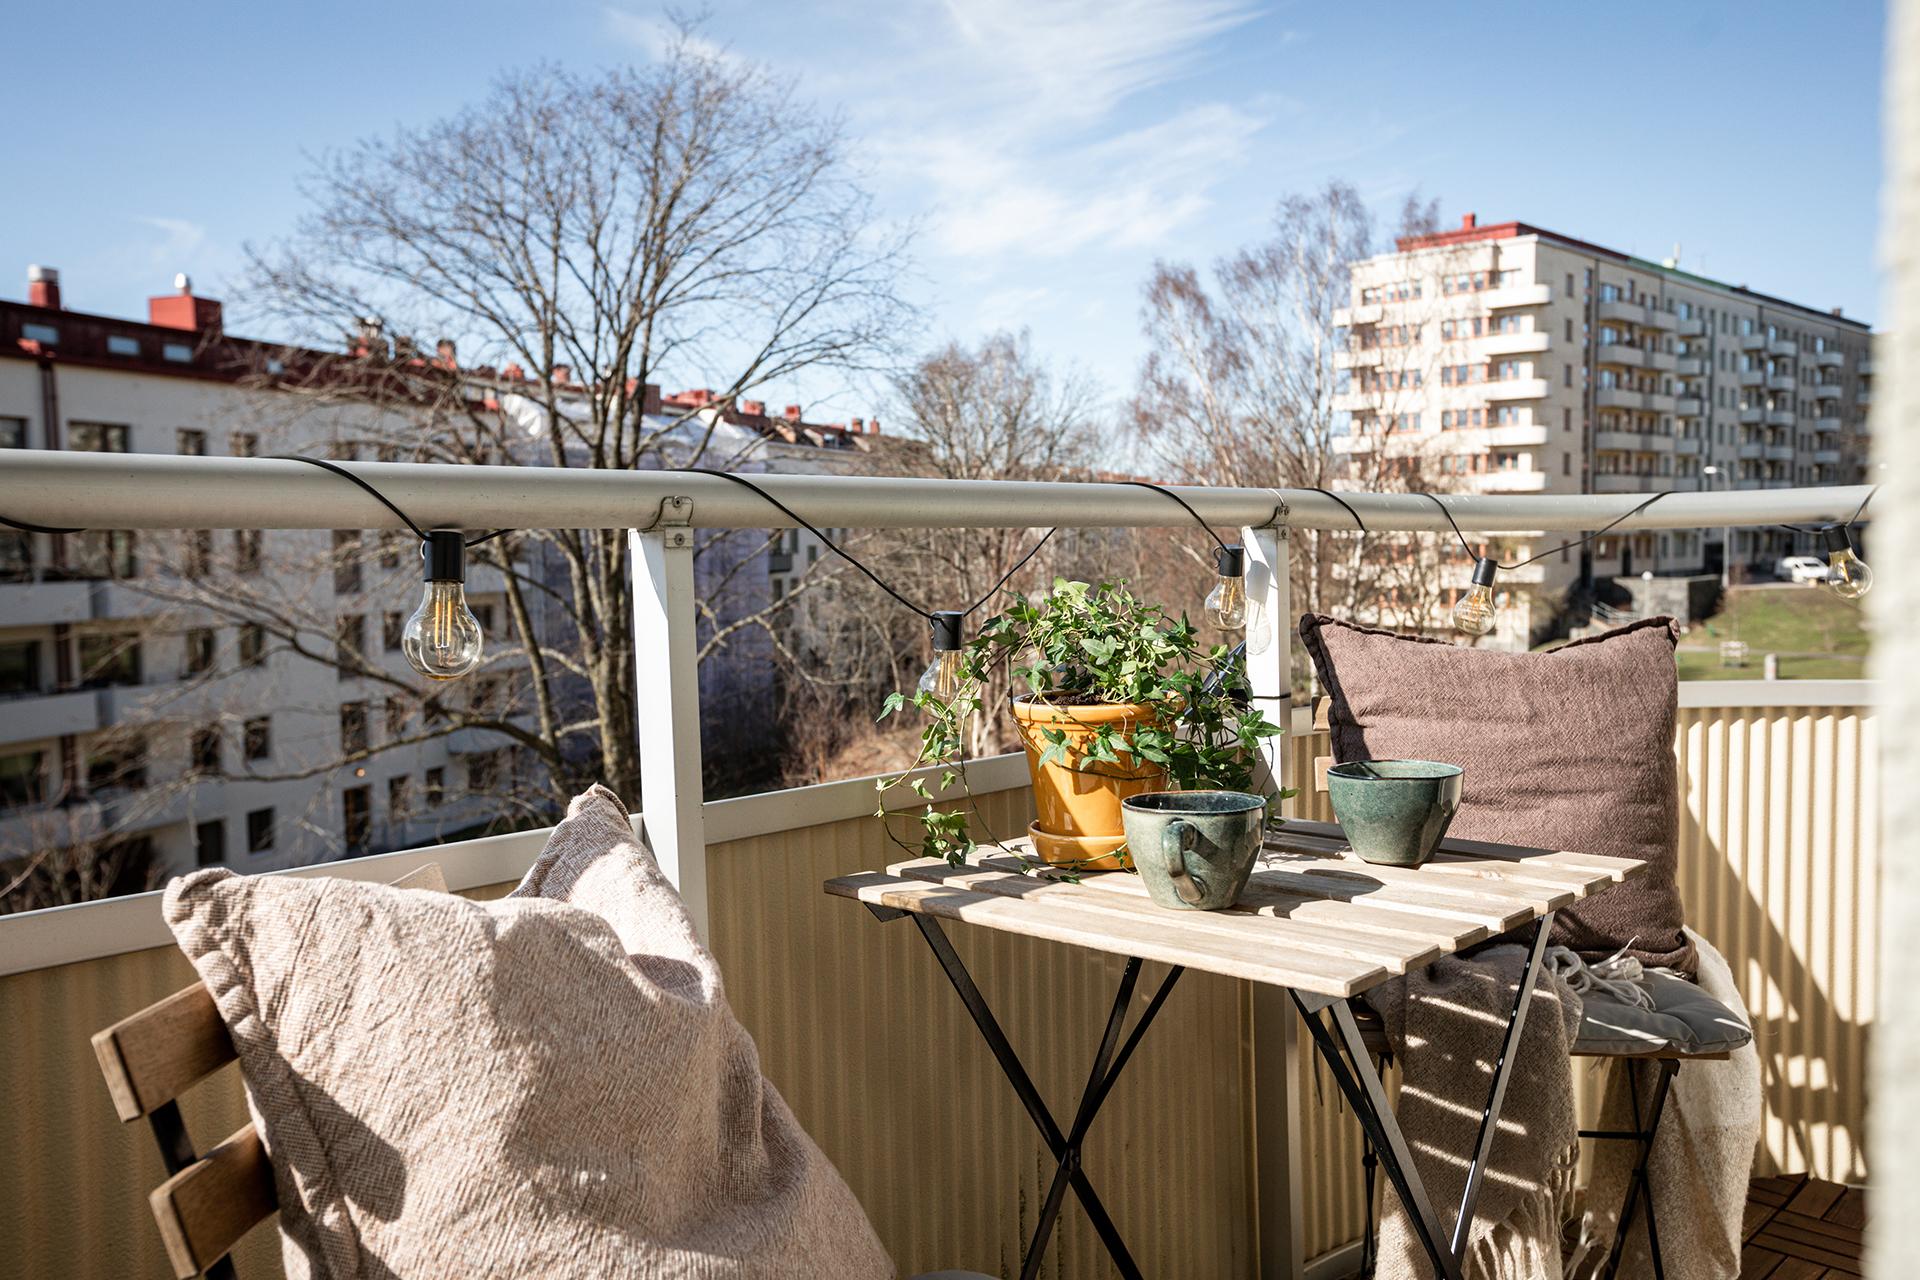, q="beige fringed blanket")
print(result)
[1368,946,1585,1280]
